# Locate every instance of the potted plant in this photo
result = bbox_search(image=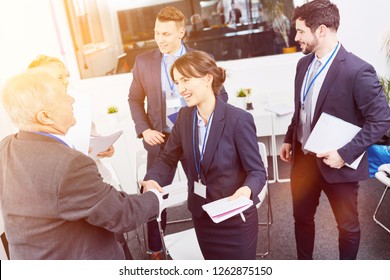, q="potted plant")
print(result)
[236,88,254,110]
[262,0,296,54]
[107,105,118,114]
[379,76,390,105]
[107,105,119,123]
[367,76,390,176]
